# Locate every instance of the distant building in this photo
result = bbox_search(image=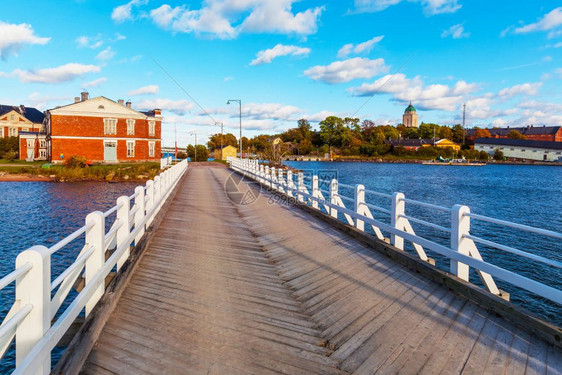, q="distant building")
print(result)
[214,145,237,161]
[474,138,562,161]
[387,138,460,151]
[402,102,418,128]
[0,105,44,137]
[466,126,562,143]
[44,92,162,163]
